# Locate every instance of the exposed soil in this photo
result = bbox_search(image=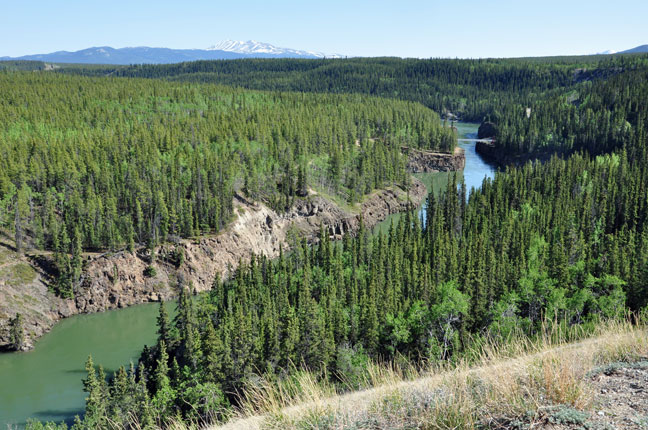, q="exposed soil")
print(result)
[402,146,465,173]
[573,362,648,430]
[492,362,648,430]
[0,243,75,351]
[0,179,427,350]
